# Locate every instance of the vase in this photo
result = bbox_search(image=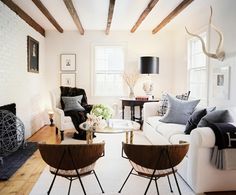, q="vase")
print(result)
[129,87,135,99]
